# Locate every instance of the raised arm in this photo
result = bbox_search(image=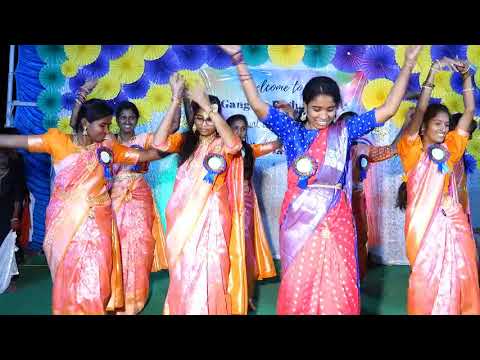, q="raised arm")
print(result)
[454,60,476,133]
[252,140,282,158]
[152,73,185,148]
[70,79,98,131]
[0,135,29,150]
[219,45,270,120]
[375,45,423,123]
